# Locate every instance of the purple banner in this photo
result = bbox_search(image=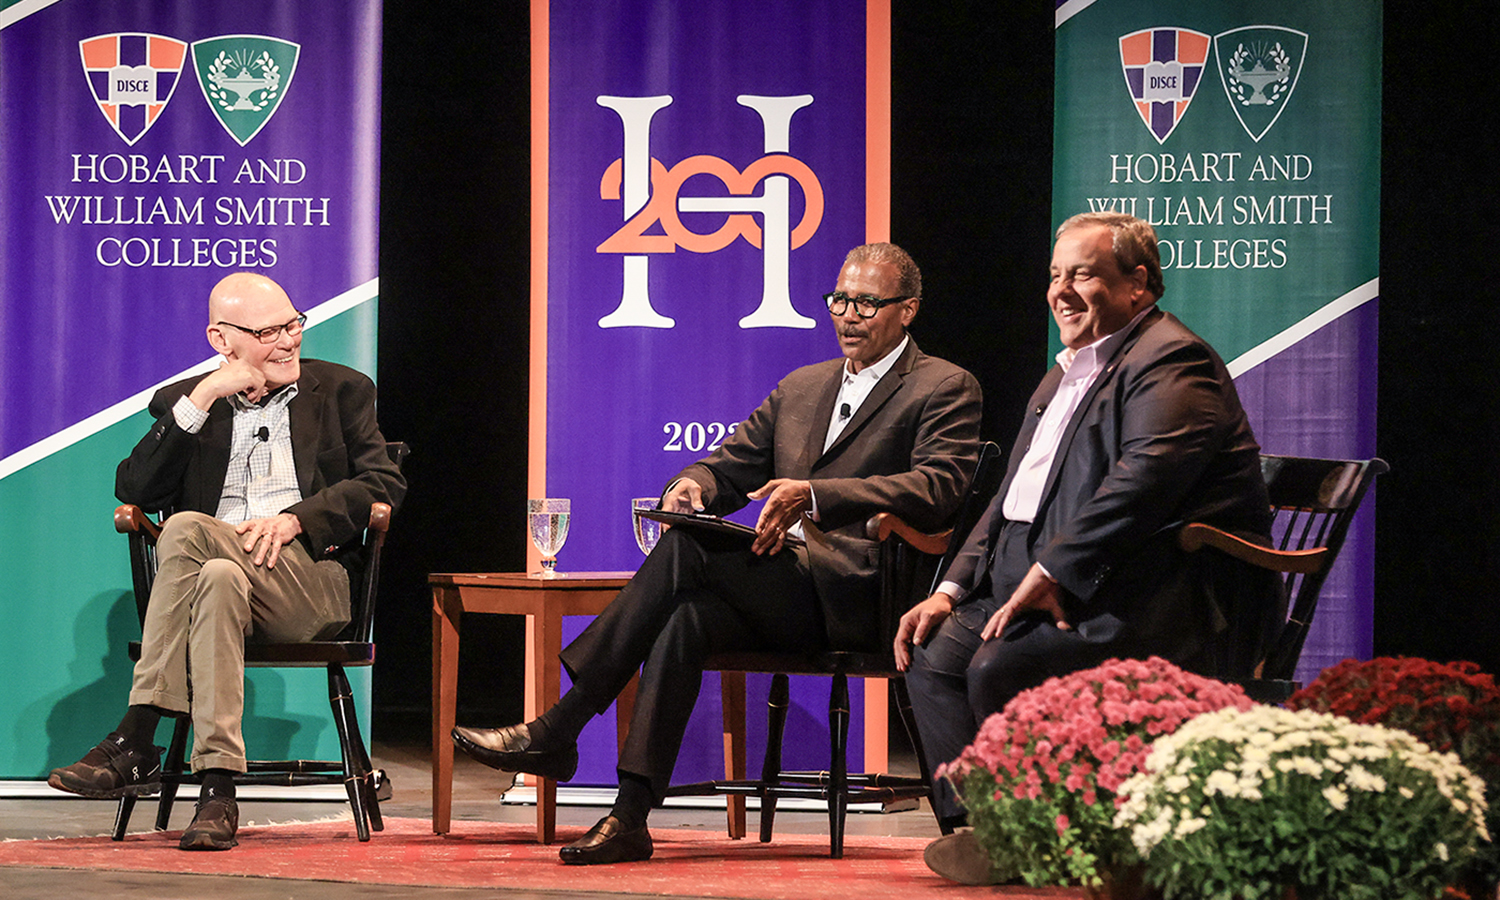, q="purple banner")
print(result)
[543,0,874,785]
[0,0,381,459]
[0,0,381,778]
